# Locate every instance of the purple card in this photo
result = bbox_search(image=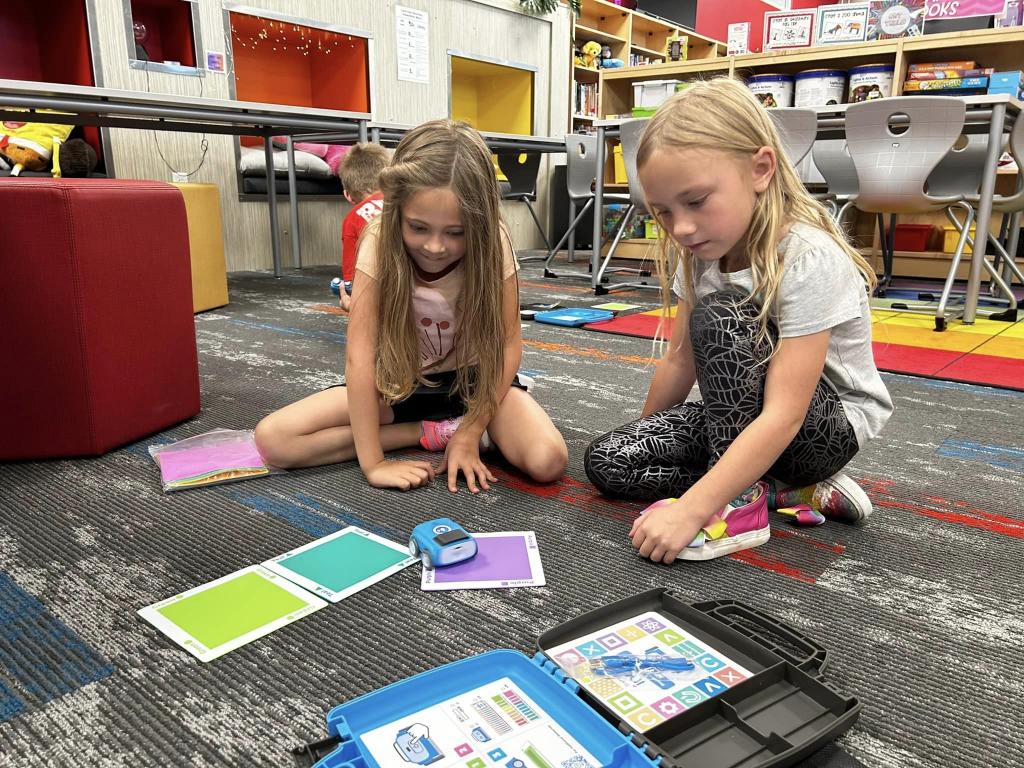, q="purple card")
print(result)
[421,532,545,590]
